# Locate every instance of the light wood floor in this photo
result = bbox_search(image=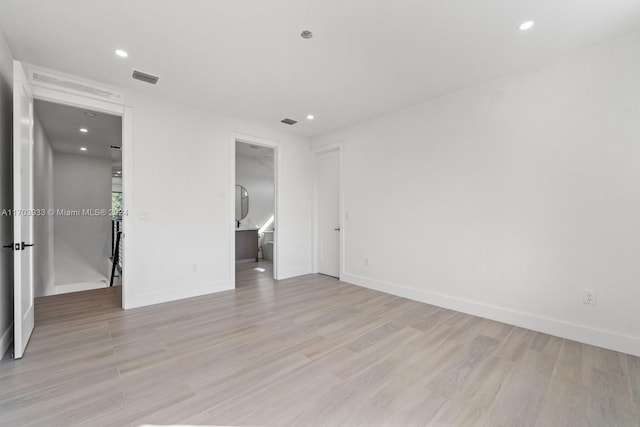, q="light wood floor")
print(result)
[1,261,638,426]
